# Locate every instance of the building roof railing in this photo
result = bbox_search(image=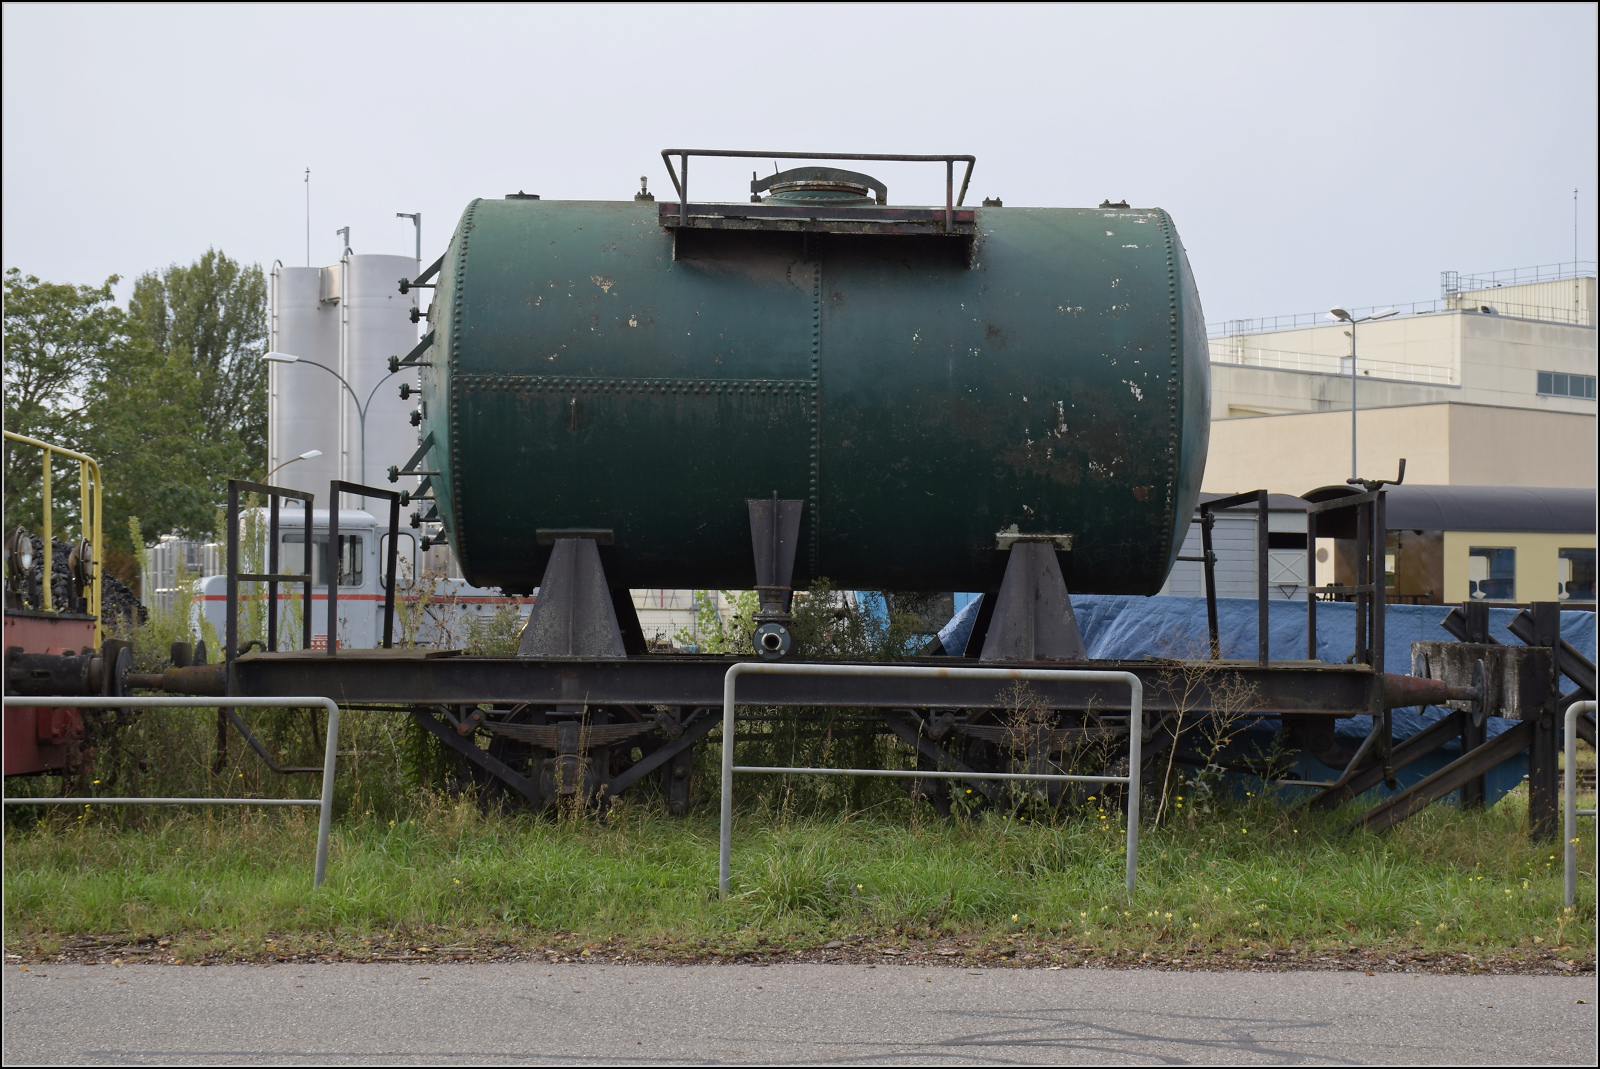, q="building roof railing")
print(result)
[1208,296,1594,338]
[1208,262,1596,338]
[1442,261,1595,294]
[1207,341,1456,386]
